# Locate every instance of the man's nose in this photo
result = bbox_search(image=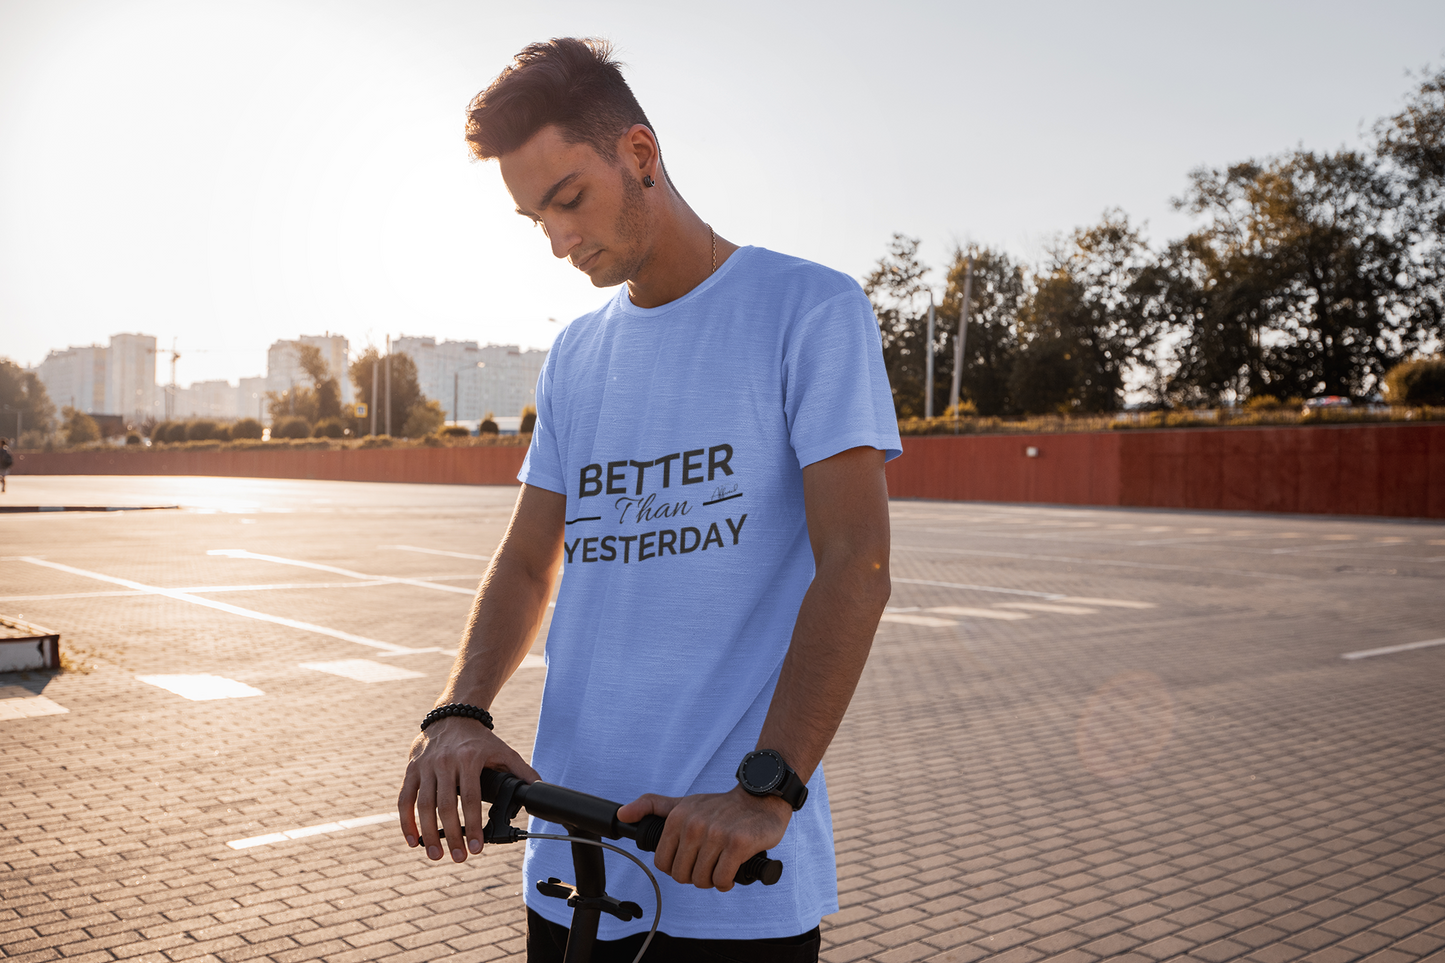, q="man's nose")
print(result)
[549,225,580,261]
